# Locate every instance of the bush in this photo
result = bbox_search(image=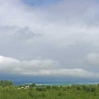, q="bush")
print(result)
[28,91,34,97]
[77,86,81,90]
[91,87,96,92]
[82,85,86,90]
[46,86,51,90]
[63,87,66,91]
[67,86,70,89]
[58,92,62,96]
[36,87,46,91]
[52,86,59,90]
[86,87,91,92]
